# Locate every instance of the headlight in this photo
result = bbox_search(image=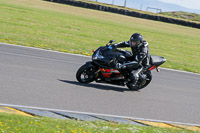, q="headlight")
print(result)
[92,50,104,60]
[92,55,97,60]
